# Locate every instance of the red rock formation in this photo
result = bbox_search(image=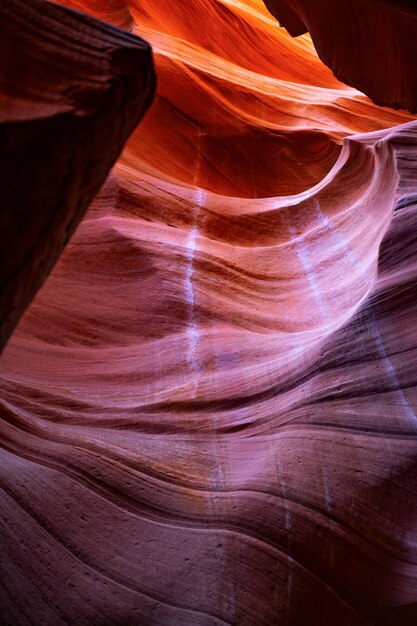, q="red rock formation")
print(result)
[58,0,413,199]
[0,0,155,352]
[2,1,417,625]
[263,0,417,112]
